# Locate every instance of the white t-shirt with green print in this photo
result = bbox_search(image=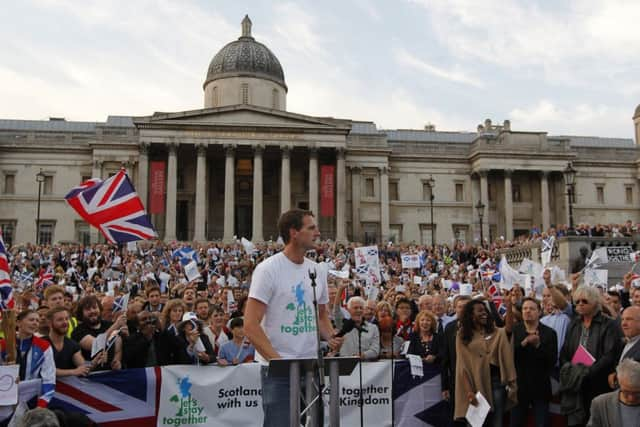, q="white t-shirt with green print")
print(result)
[249,252,328,365]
